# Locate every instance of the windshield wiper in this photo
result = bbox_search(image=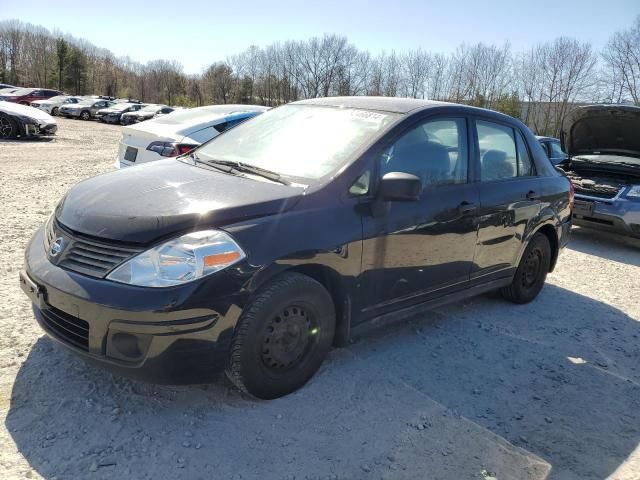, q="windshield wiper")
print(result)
[203,159,290,185]
[186,153,242,176]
